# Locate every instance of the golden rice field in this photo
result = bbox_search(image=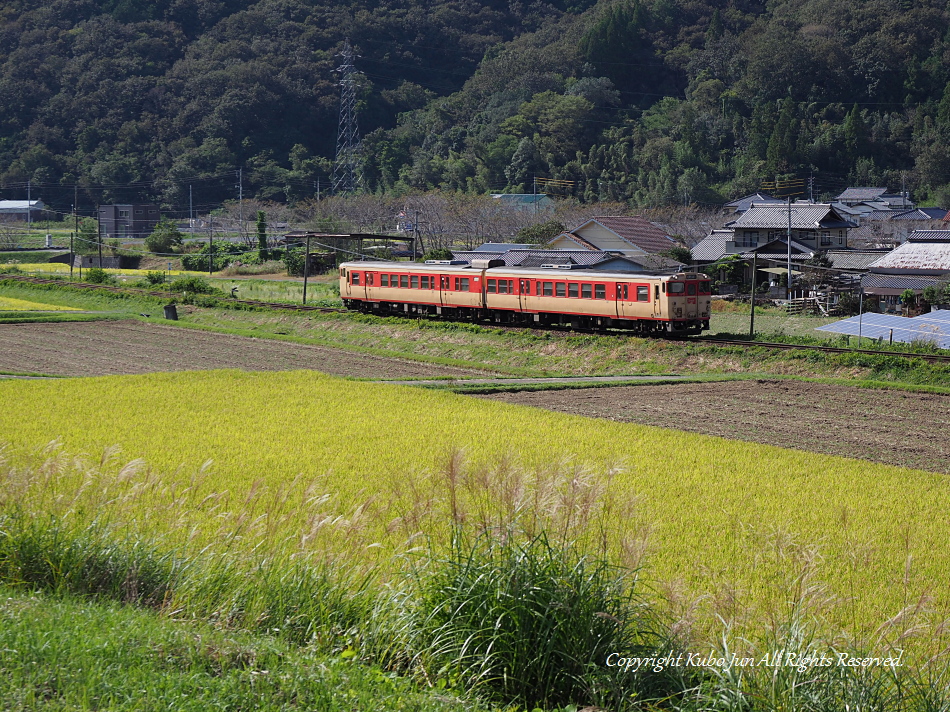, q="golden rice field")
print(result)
[0,296,80,311]
[1,370,947,657]
[5,263,205,277]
